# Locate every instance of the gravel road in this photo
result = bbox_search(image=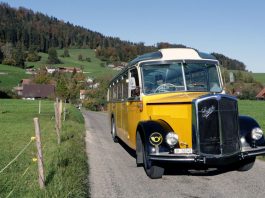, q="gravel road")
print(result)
[83,110,265,198]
